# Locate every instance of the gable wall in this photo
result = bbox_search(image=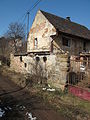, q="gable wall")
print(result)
[27,10,56,53]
